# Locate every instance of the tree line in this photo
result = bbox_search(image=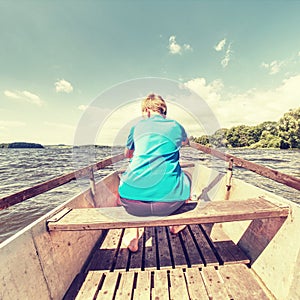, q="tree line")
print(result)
[193,107,300,149]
